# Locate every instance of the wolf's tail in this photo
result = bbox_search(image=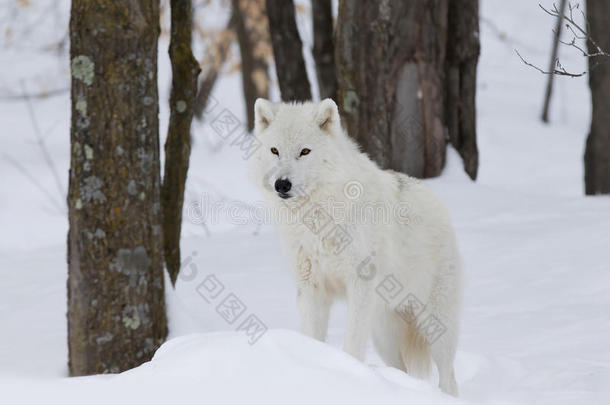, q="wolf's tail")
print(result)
[401,326,431,378]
